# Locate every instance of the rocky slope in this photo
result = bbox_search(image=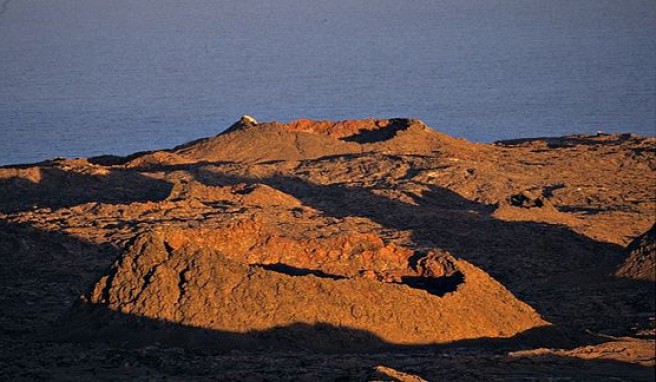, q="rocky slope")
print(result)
[617,224,656,281]
[77,228,545,352]
[0,117,654,380]
[119,118,474,166]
